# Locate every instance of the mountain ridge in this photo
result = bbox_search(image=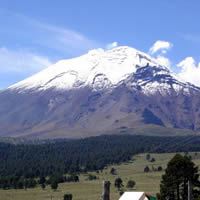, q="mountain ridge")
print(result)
[8,46,174,91]
[1,46,200,138]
